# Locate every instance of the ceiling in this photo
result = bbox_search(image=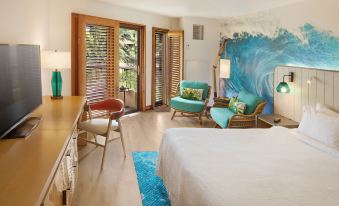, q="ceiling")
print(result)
[95,0,304,18]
